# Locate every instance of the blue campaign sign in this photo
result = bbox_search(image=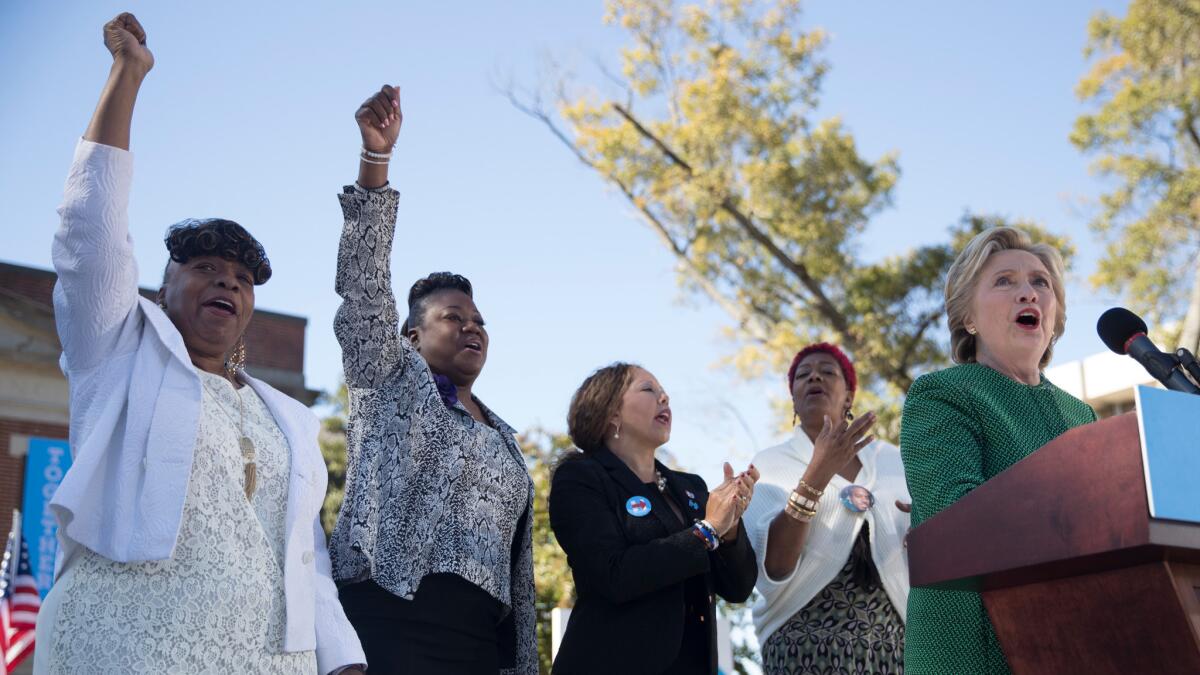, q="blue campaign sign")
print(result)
[21,436,72,597]
[1136,386,1200,524]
